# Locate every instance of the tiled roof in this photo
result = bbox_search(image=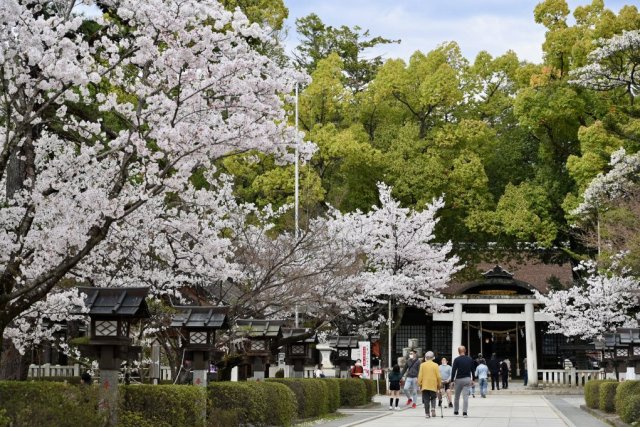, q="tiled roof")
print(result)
[444,257,573,295]
[328,336,360,348]
[77,287,150,317]
[235,319,284,338]
[170,306,229,329]
[282,328,317,343]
